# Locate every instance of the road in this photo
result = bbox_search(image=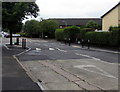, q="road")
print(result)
[26,38,118,63]
[2,37,119,91]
